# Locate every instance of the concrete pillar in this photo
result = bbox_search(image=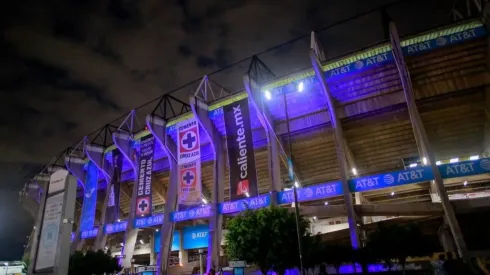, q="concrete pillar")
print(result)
[243,75,283,205]
[113,131,140,268]
[484,86,490,157]
[150,235,157,265]
[190,95,225,271]
[179,230,188,266]
[438,224,457,253]
[64,156,86,253]
[389,22,468,259]
[309,49,361,249]
[85,144,111,251]
[146,115,179,275]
